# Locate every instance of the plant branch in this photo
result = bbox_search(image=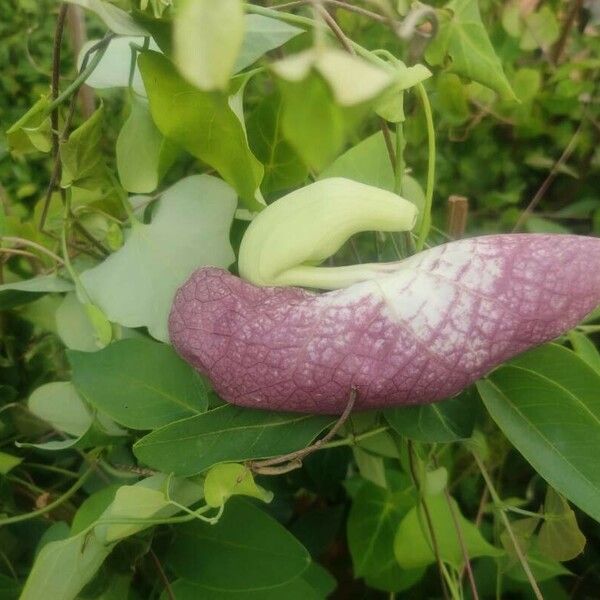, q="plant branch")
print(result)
[50,3,69,168]
[551,0,584,64]
[415,82,435,250]
[66,4,95,117]
[274,0,388,23]
[315,4,355,54]
[149,549,175,600]
[40,33,113,231]
[245,4,389,67]
[513,123,582,231]
[0,461,96,526]
[1,236,65,265]
[407,441,451,600]
[435,458,480,600]
[249,387,357,474]
[472,453,544,600]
